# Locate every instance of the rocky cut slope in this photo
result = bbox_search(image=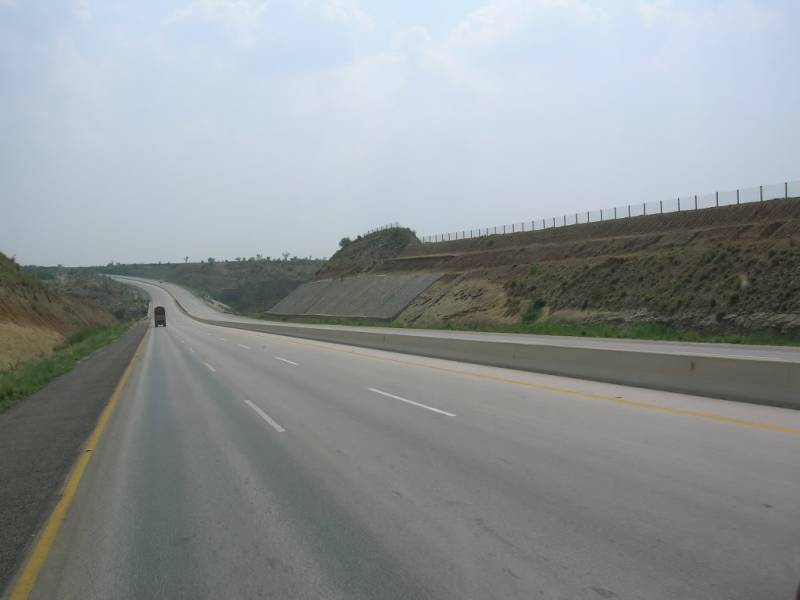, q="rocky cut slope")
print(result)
[322,199,800,335]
